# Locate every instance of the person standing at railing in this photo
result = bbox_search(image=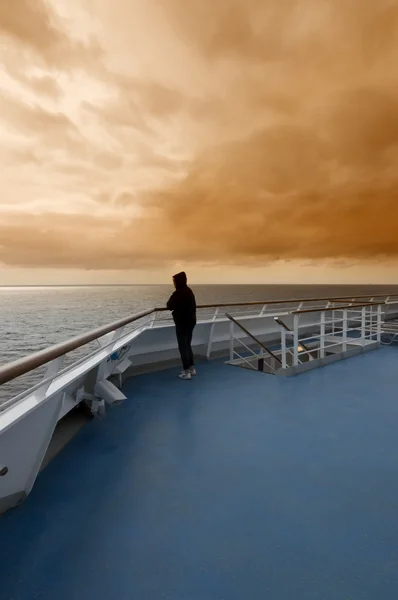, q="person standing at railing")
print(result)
[167,272,197,380]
